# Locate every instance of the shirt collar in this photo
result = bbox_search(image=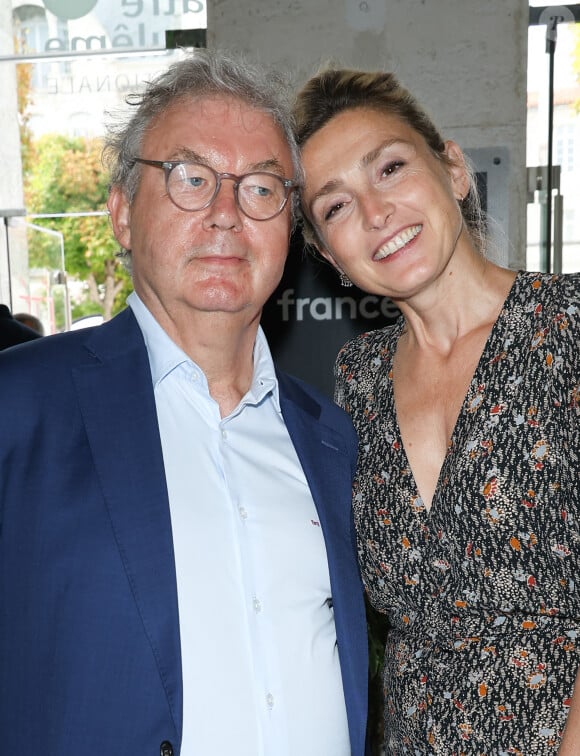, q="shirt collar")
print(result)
[247,326,280,413]
[127,291,189,385]
[127,292,280,413]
